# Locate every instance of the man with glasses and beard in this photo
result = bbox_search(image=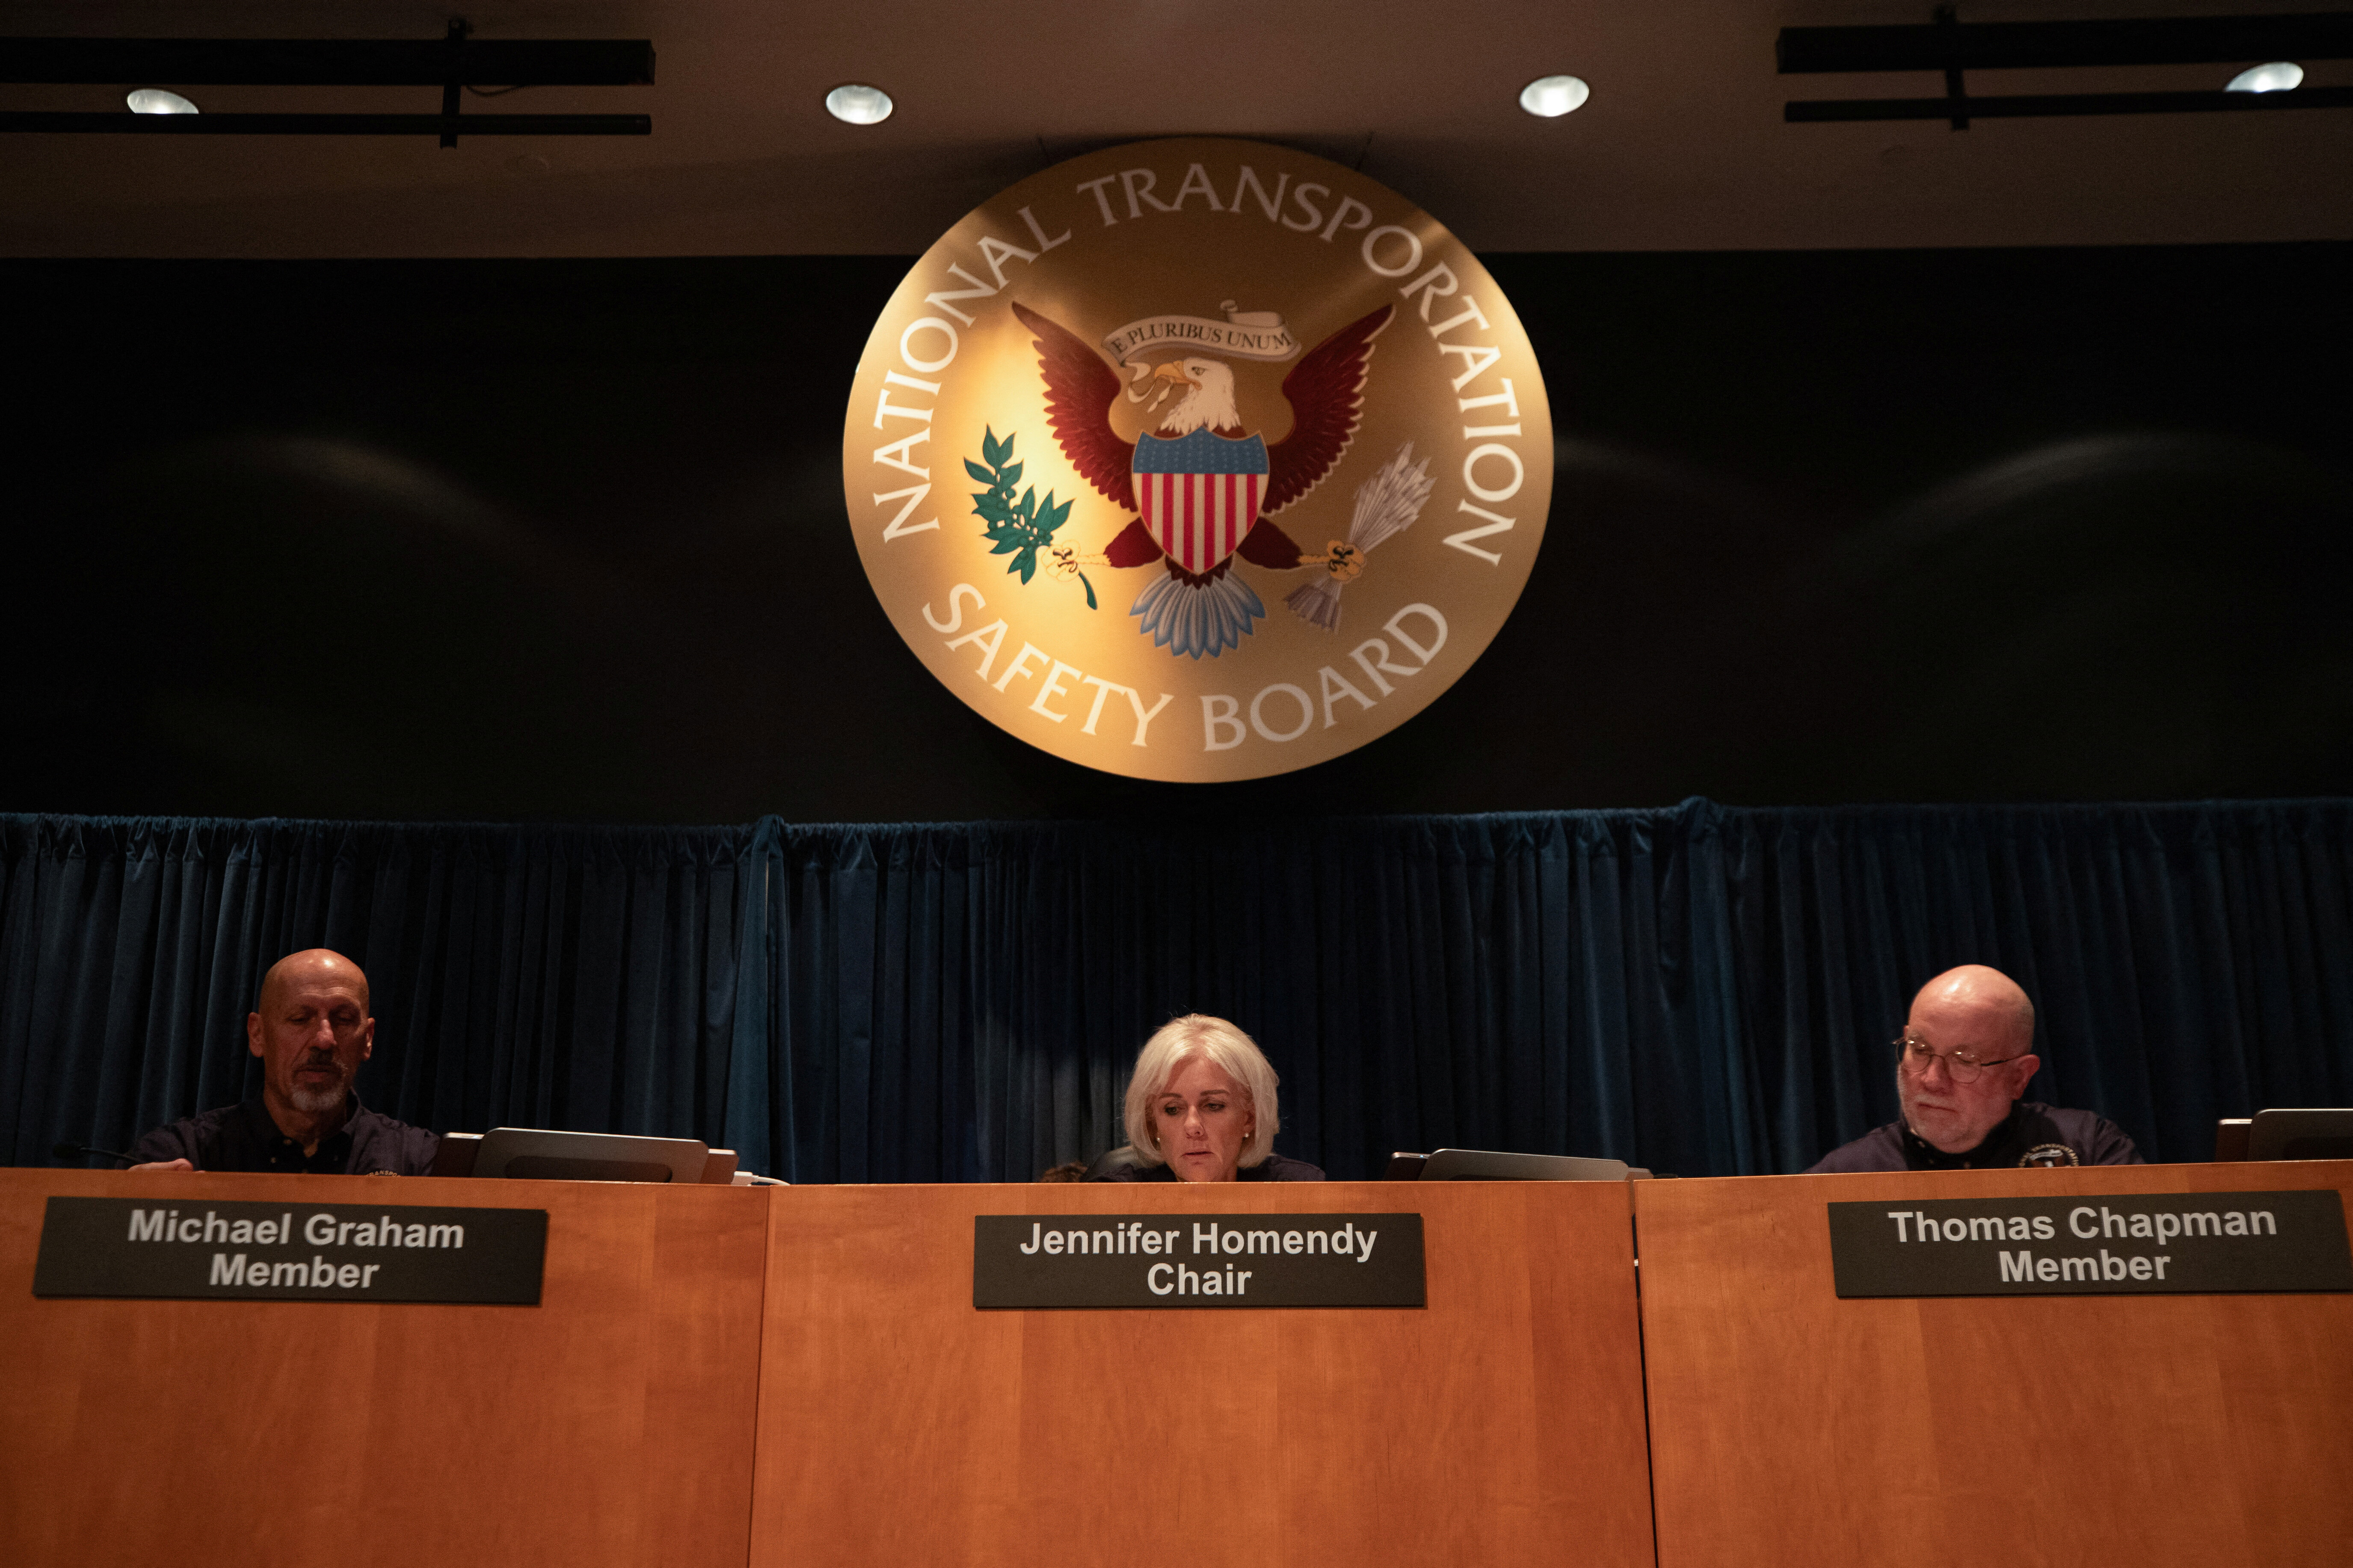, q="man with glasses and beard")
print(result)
[1808,964,2141,1172]
[129,948,438,1175]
